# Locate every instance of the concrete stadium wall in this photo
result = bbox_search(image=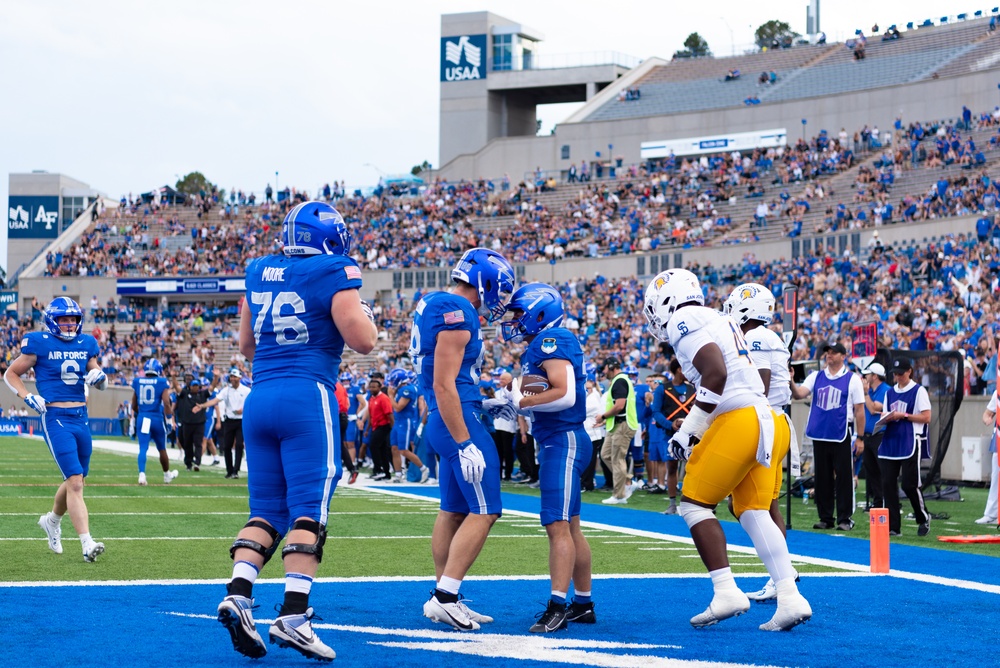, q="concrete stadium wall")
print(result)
[436,68,1000,182]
